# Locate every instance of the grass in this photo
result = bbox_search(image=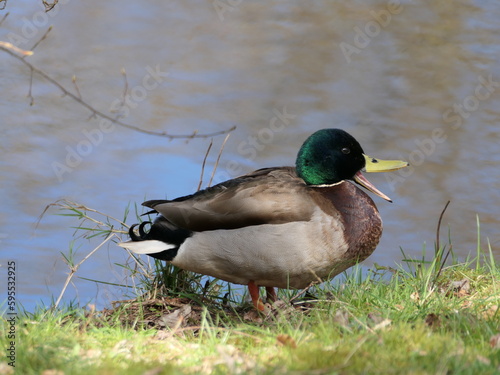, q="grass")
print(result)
[1,259,499,374]
[1,203,499,374]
